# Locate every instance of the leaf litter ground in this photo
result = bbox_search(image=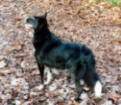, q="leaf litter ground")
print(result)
[0,0,121,105]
